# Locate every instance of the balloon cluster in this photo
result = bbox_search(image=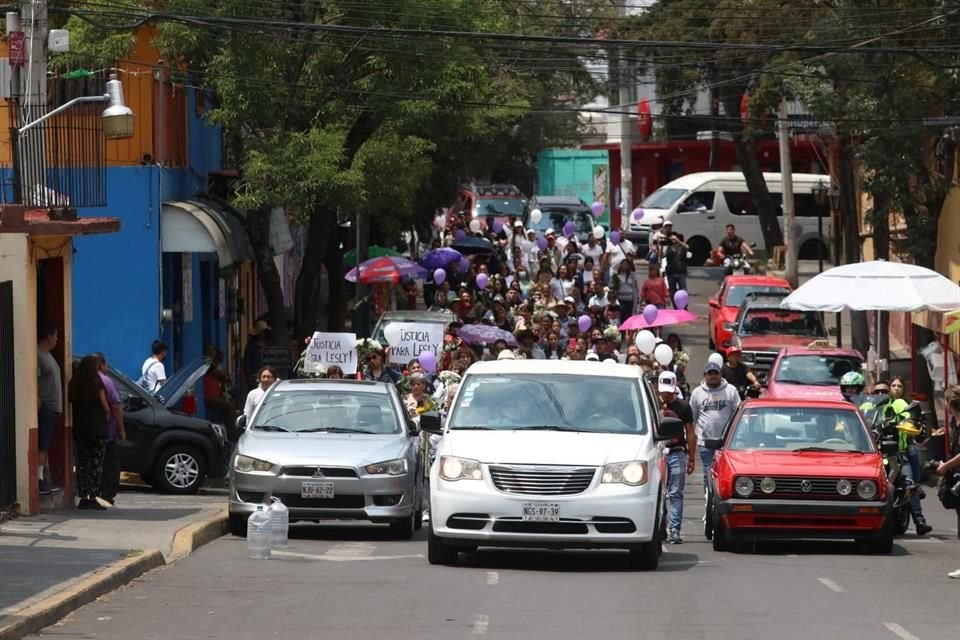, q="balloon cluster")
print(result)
[634,329,673,366]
